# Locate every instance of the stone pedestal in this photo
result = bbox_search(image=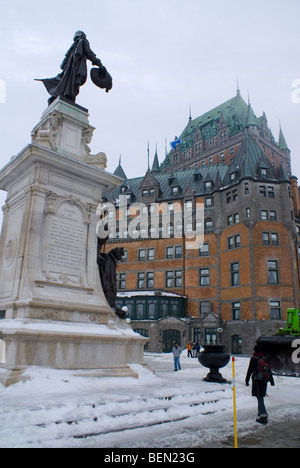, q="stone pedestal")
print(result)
[31,96,108,169]
[0,98,147,386]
